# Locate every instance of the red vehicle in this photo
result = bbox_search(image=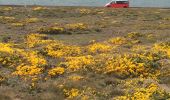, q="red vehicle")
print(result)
[105,0,129,8]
